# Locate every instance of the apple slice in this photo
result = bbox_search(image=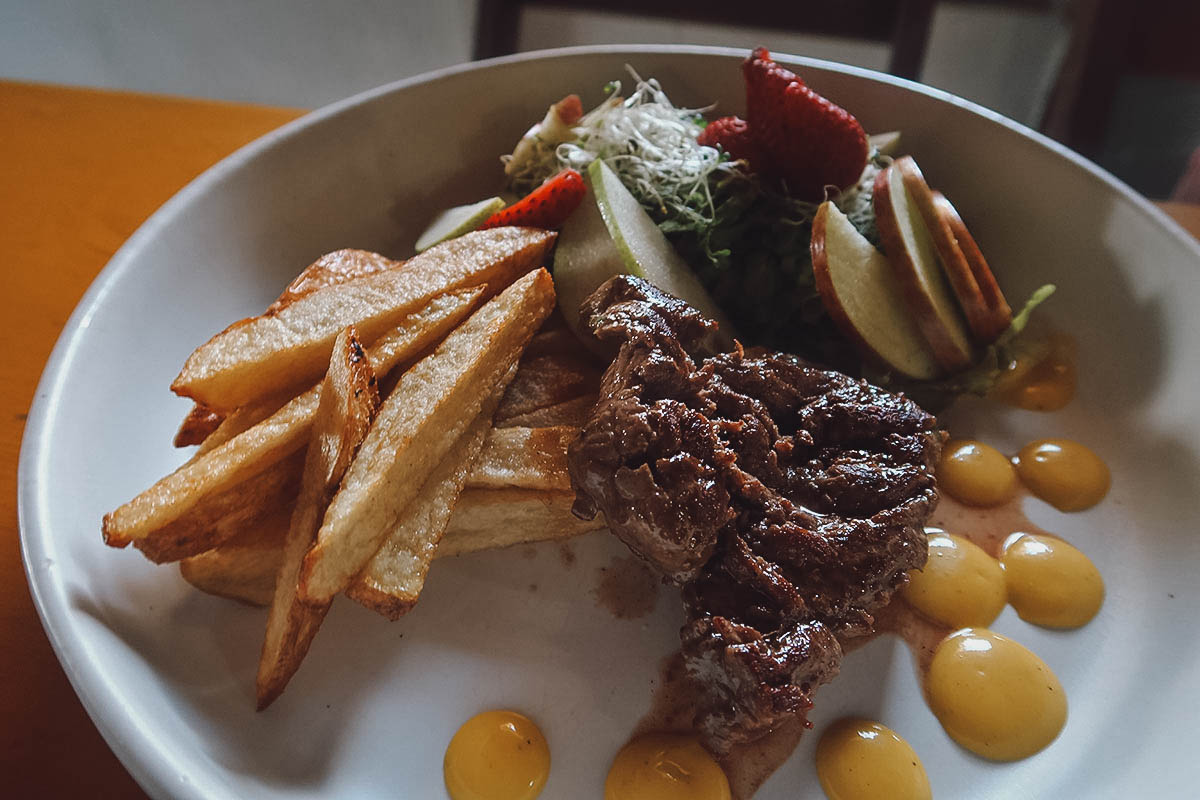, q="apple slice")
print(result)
[932,190,1012,342]
[553,158,733,343]
[812,202,941,380]
[873,162,975,372]
[894,156,1011,344]
[414,196,505,252]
